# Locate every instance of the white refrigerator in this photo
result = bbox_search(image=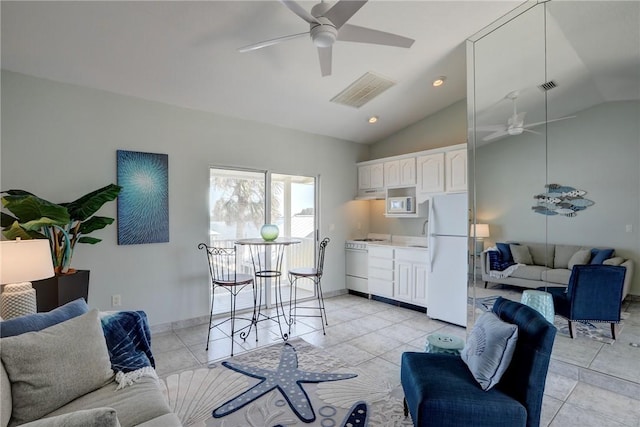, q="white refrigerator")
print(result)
[427,193,468,327]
